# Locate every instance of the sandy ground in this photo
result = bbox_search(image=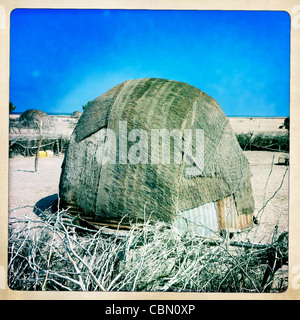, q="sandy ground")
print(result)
[228,117,287,134]
[8,150,289,244]
[240,151,289,243]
